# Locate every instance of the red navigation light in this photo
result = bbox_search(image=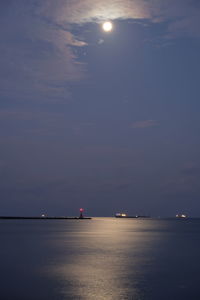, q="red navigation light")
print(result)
[80,208,84,212]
